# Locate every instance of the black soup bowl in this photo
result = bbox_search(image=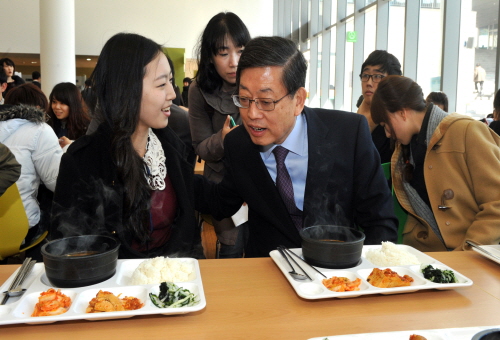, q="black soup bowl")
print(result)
[300,225,365,269]
[41,235,120,288]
